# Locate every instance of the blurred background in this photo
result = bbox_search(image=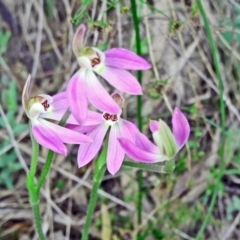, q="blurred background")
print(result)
[0,0,240,239]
